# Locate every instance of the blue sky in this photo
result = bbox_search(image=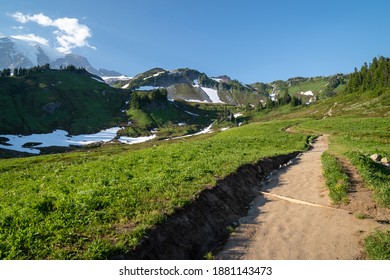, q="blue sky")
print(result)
[1,0,390,83]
